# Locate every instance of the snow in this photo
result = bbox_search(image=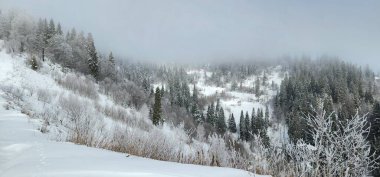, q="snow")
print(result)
[189,67,285,124]
[0,98,261,177]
